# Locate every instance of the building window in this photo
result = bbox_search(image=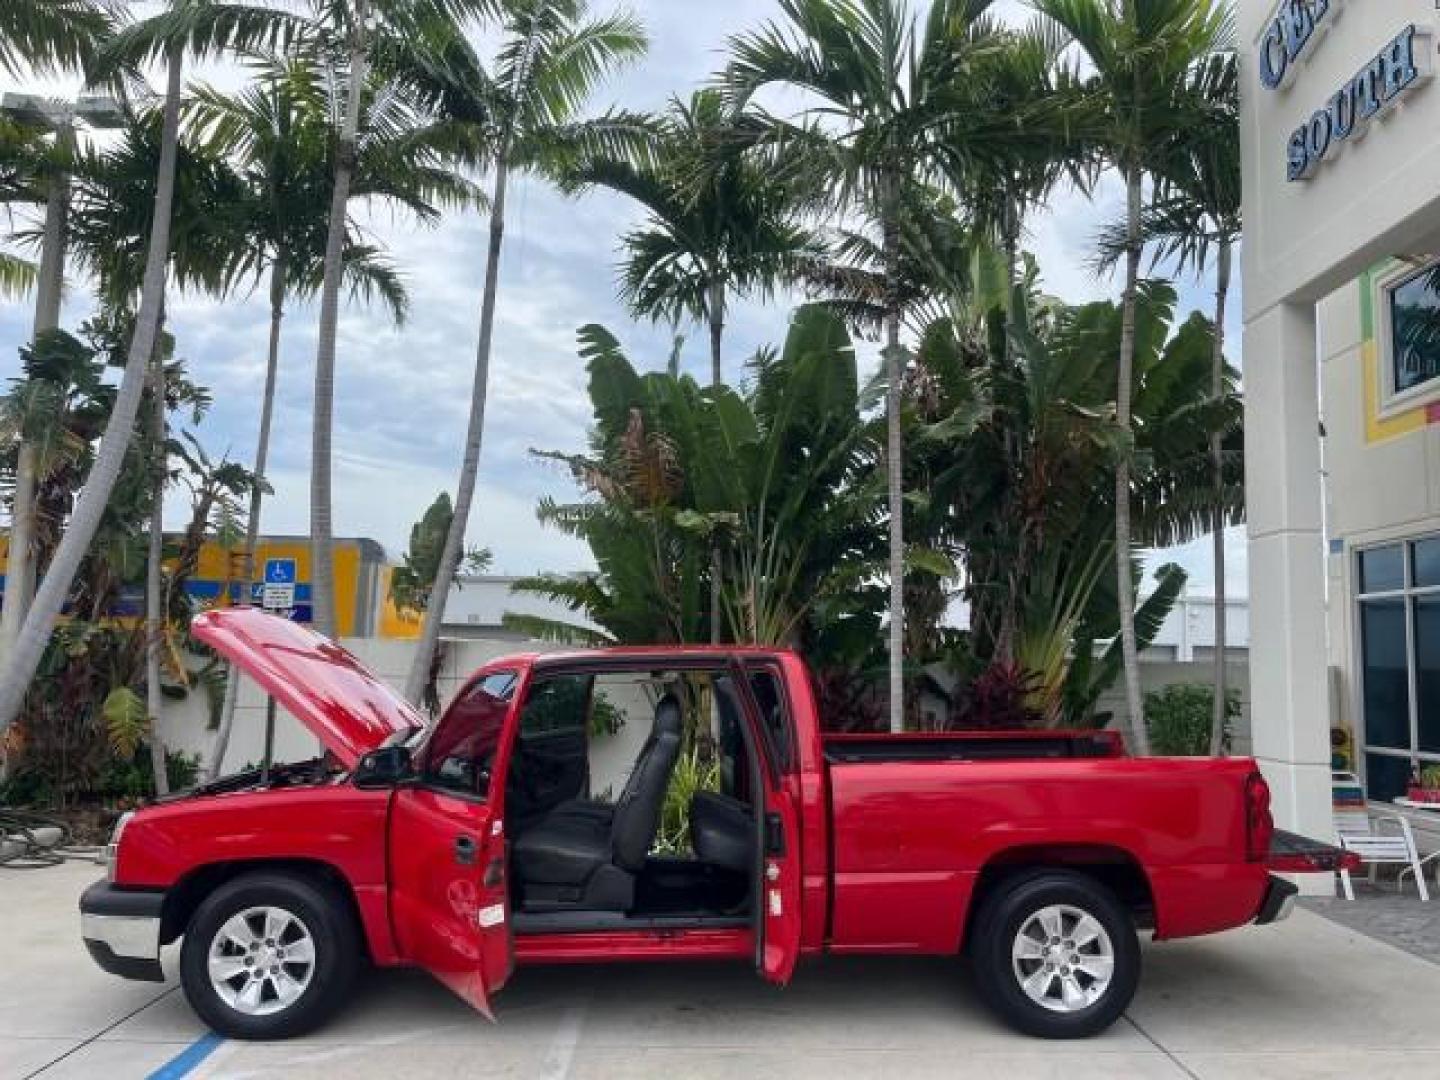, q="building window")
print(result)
[1356,540,1440,799]
[1381,261,1440,405]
